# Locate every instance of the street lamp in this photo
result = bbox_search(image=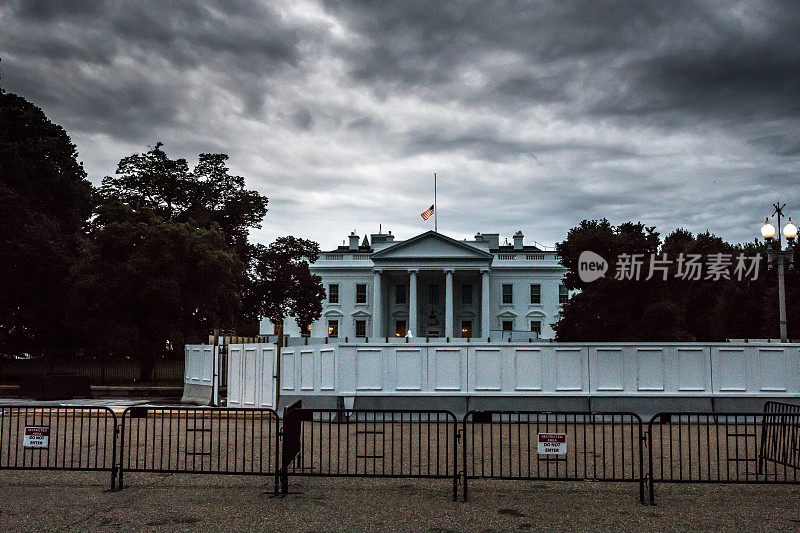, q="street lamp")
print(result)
[761,203,796,343]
